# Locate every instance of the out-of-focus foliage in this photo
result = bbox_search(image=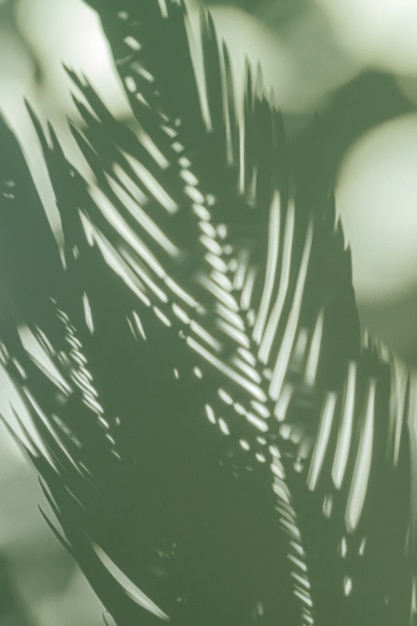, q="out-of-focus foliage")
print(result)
[208,0,417,359]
